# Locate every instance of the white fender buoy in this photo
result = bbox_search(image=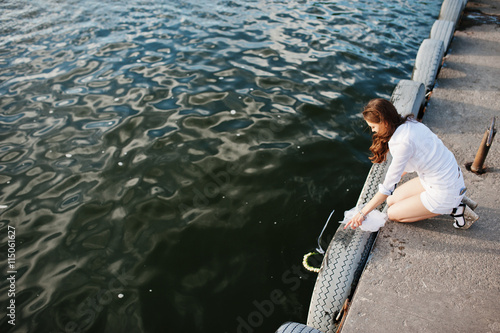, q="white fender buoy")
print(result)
[438,0,465,28]
[391,80,426,119]
[411,38,445,92]
[430,20,455,53]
